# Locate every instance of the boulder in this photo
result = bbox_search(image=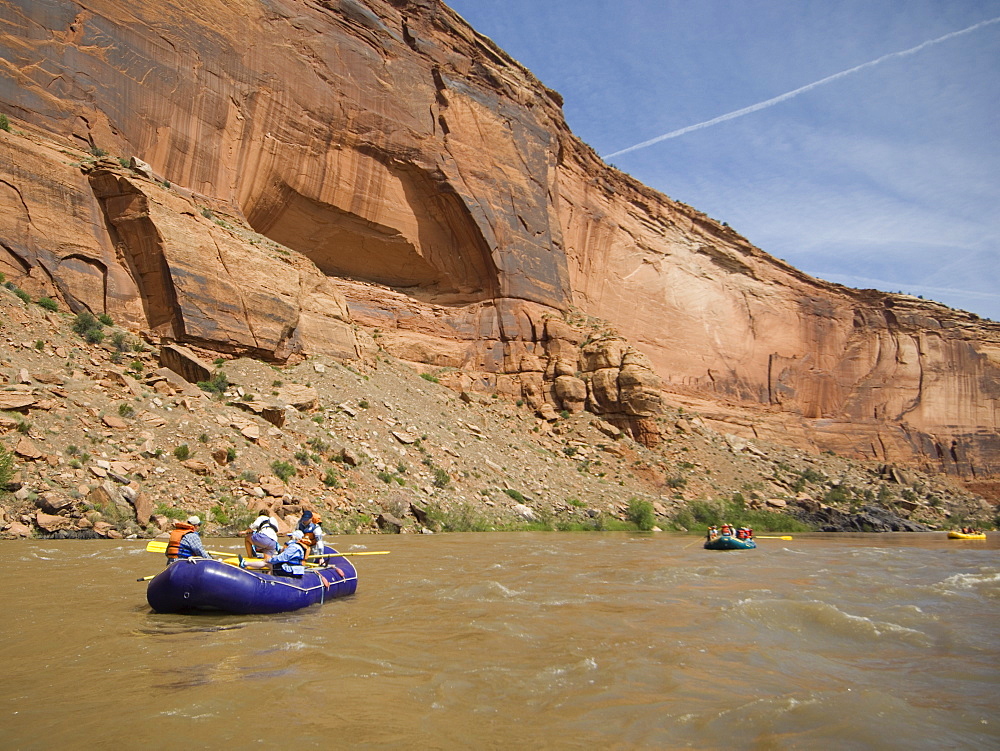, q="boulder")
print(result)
[158,344,212,385]
[102,414,130,430]
[35,511,76,532]
[14,437,43,460]
[259,476,286,497]
[181,459,213,476]
[234,401,287,427]
[554,375,587,414]
[512,503,537,522]
[274,384,319,412]
[34,491,75,515]
[0,393,36,411]
[376,513,404,533]
[127,487,154,525]
[5,521,33,538]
